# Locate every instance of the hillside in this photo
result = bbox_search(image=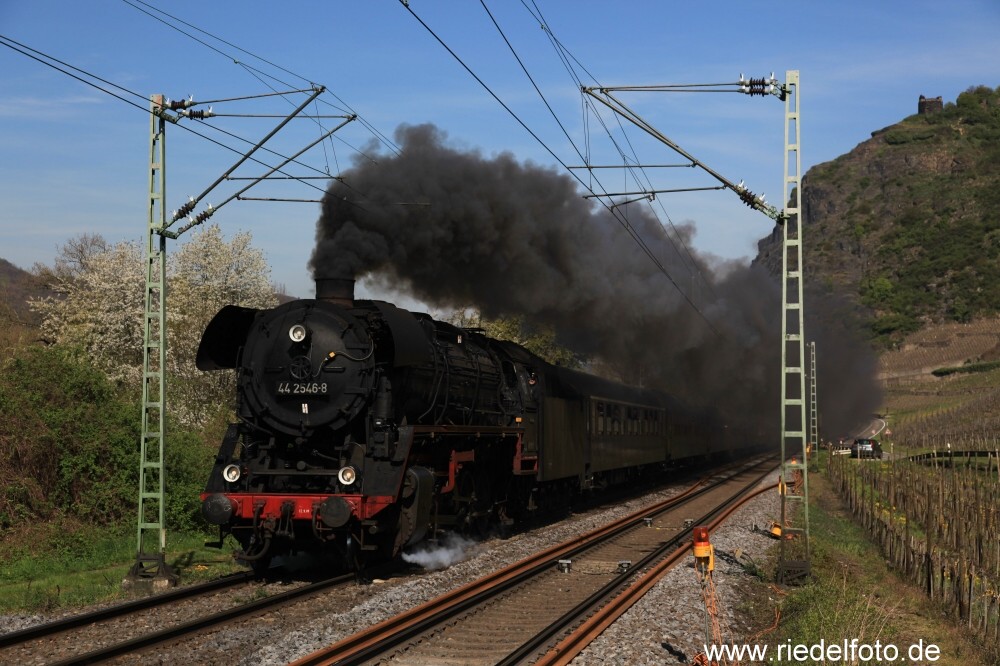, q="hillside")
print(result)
[756,85,1000,345]
[879,314,1000,447]
[0,258,45,327]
